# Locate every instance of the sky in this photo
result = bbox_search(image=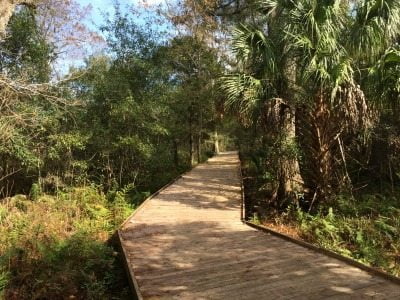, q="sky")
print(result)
[77,0,118,28]
[76,0,165,29]
[57,0,169,75]
[75,0,172,46]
